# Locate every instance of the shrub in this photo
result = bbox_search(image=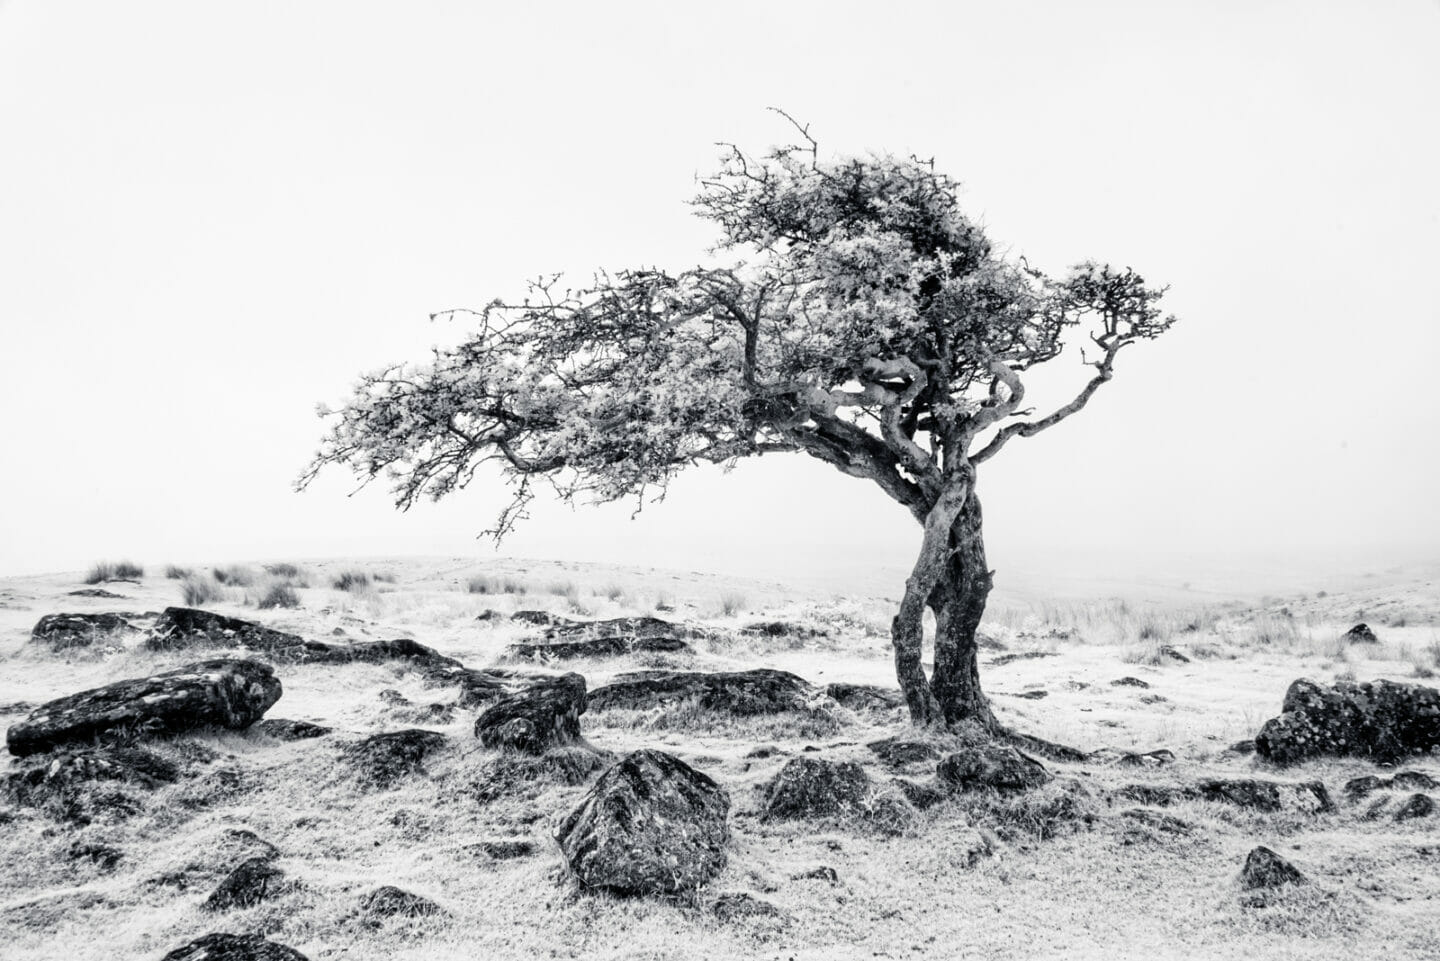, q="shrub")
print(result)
[333,570,371,592]
[498,575,528,595]
[181,576,223,606]
[257,583,300,609]
[213,565,256,587]
[164,564,192,580]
